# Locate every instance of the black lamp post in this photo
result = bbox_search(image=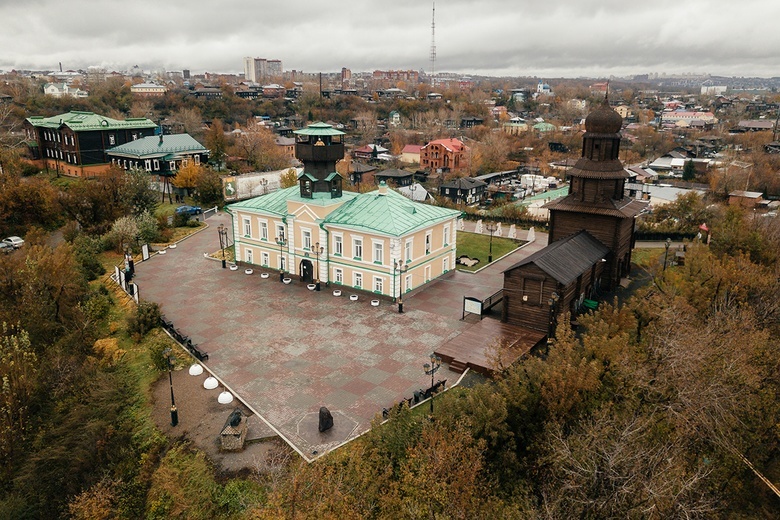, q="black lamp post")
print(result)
[217,224,228,268]
[663,238,672,271]
[423,353,442,414]
[397,262,409,313]
[548,291,560,340]
[314,242,324,291]
[276,234,286,281]
[486,222,496,263]
[163,348,178,426]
